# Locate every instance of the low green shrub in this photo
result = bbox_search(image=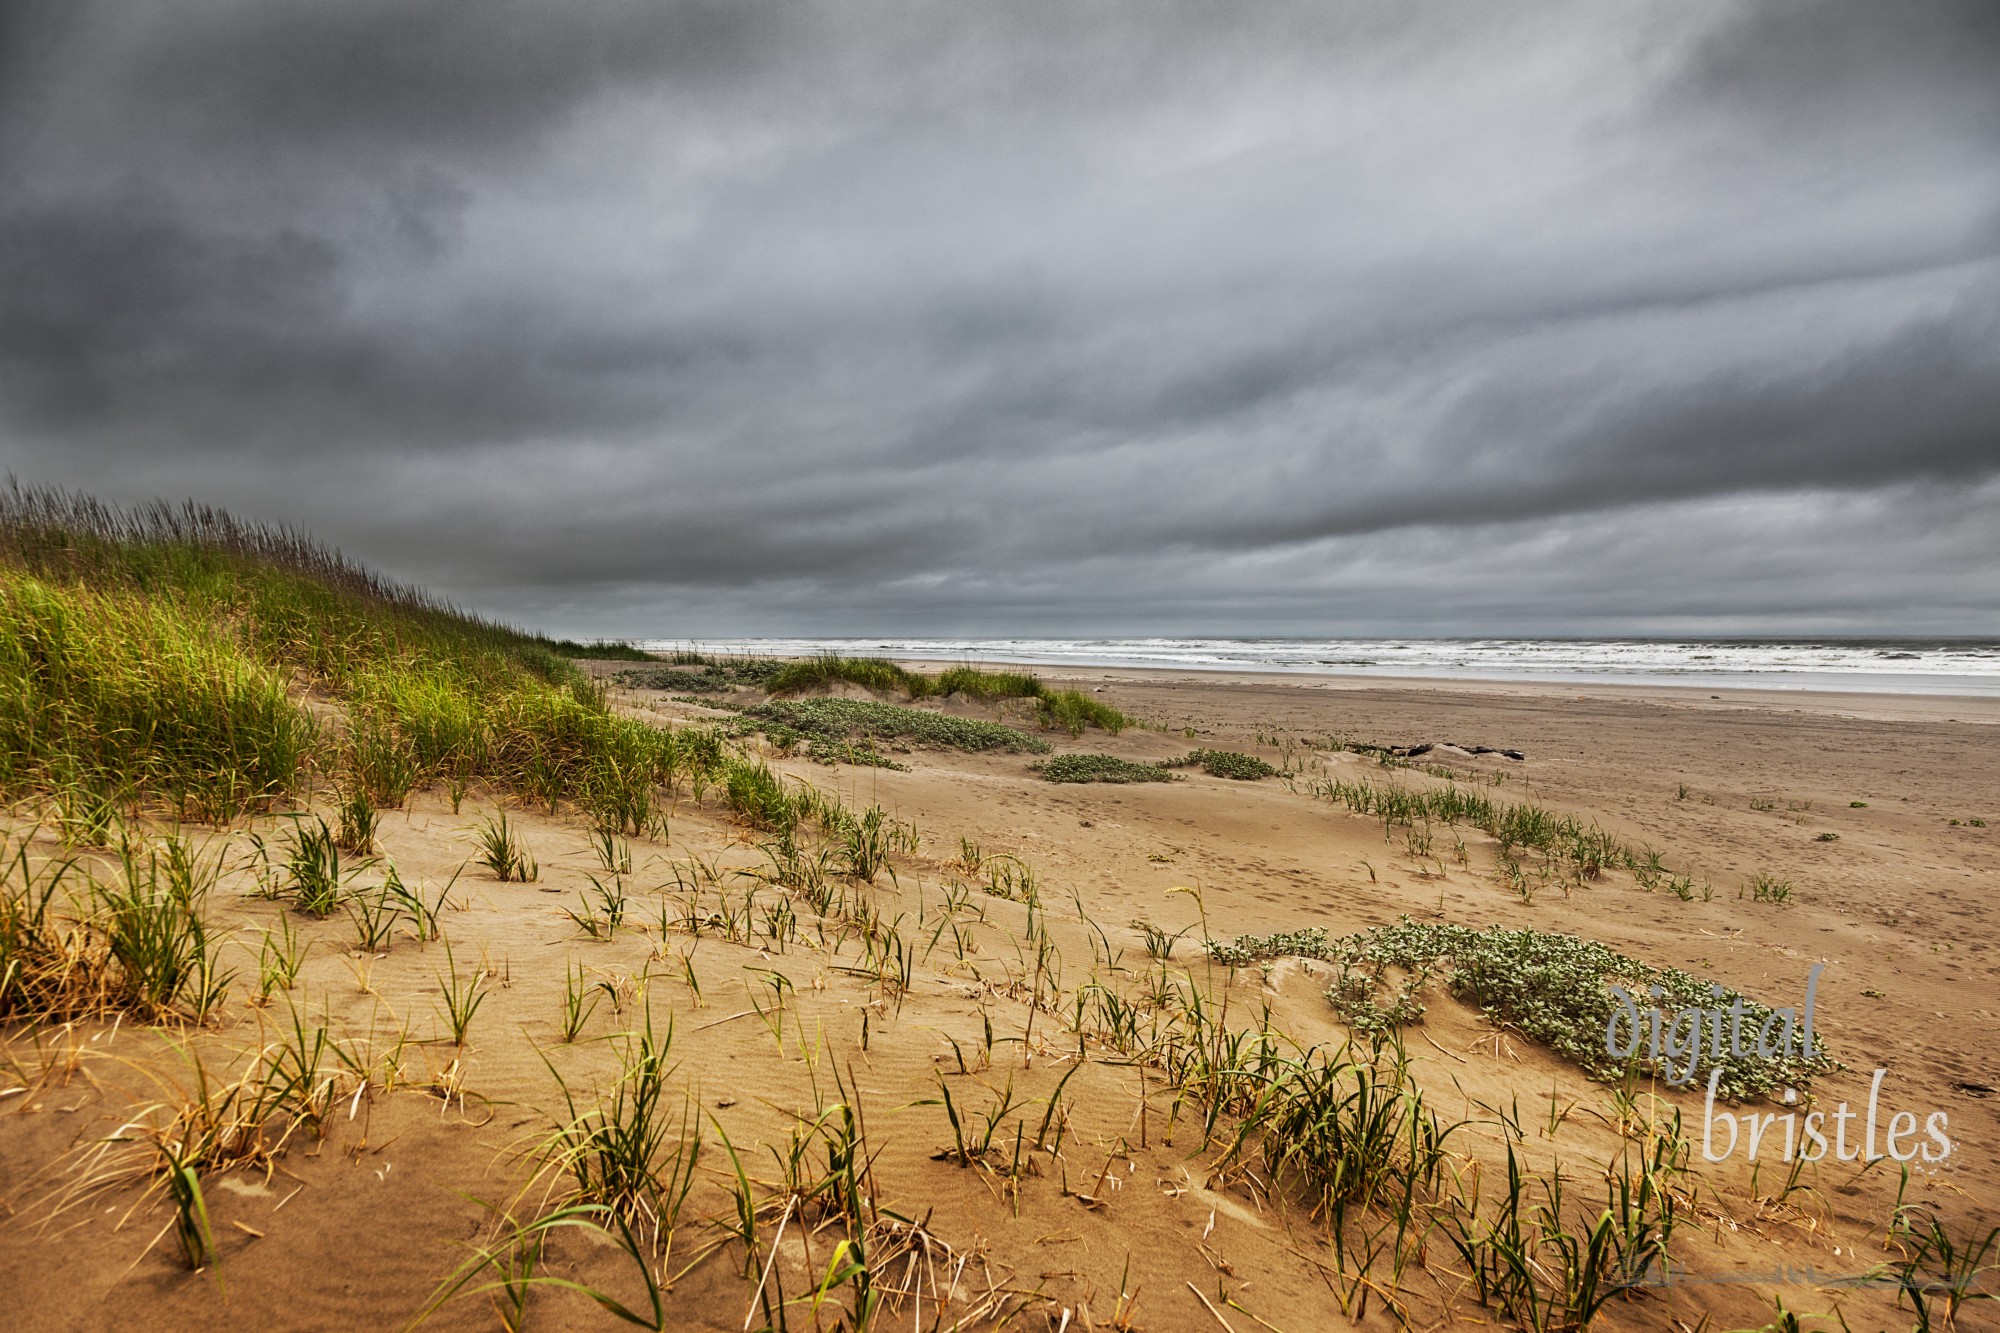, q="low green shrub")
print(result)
[1211,918,1837,1100]
[804,738,908,770]
[745,697,1047,753]
[1173,749,1276,780]
[613,659,786,693]
[1034,754,1174,784]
